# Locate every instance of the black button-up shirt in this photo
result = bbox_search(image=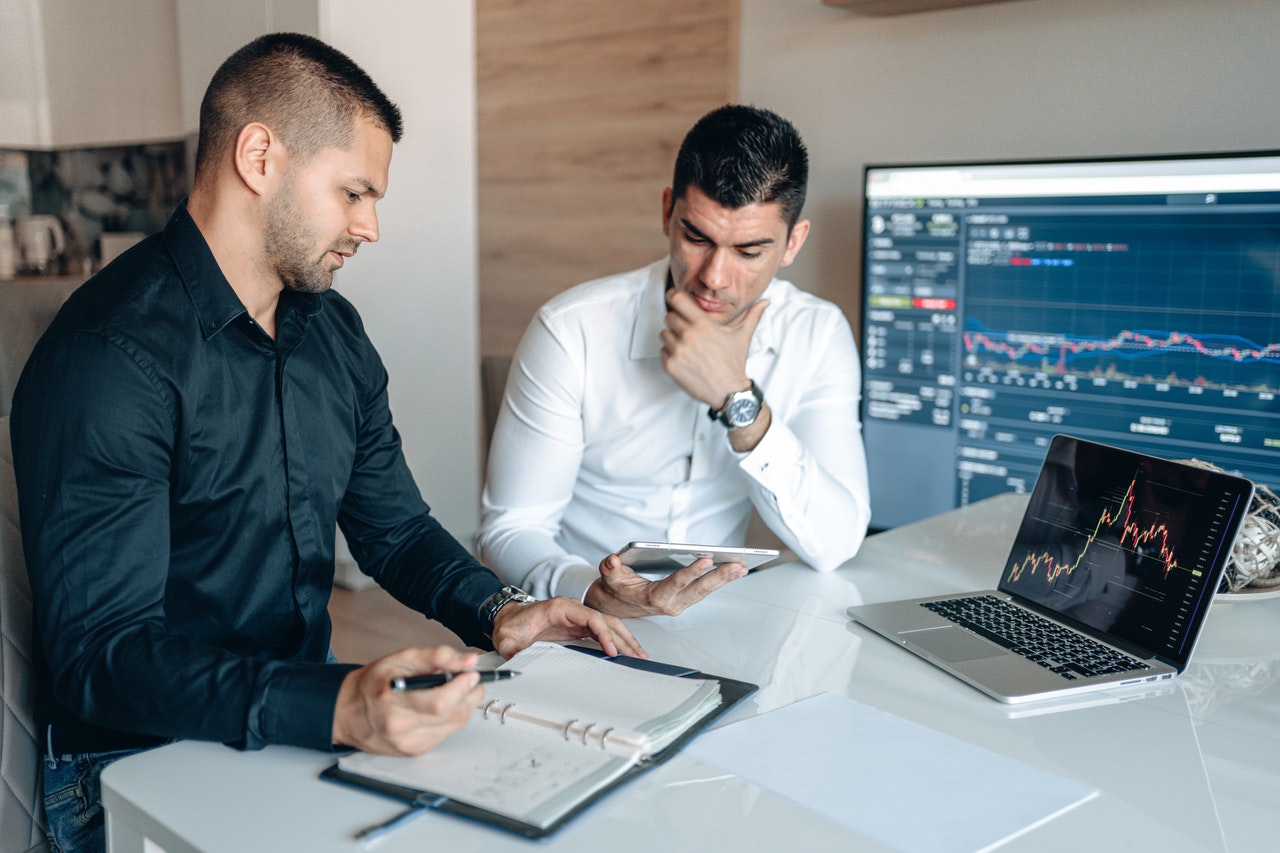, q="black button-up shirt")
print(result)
[10,203,503,751]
